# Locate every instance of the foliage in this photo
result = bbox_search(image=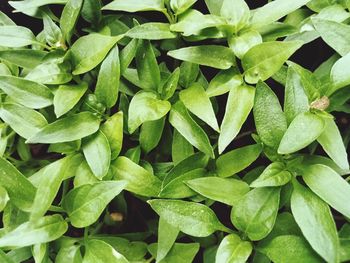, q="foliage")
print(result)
[0,0,349,262]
